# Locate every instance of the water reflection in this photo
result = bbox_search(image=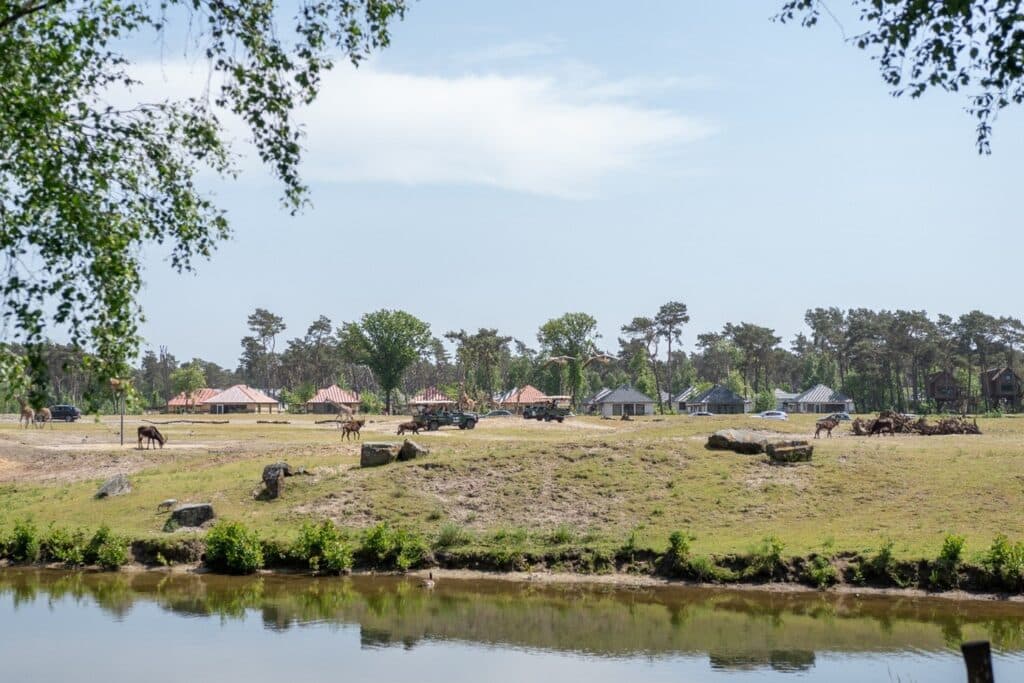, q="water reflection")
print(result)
[1,568,1023,675]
